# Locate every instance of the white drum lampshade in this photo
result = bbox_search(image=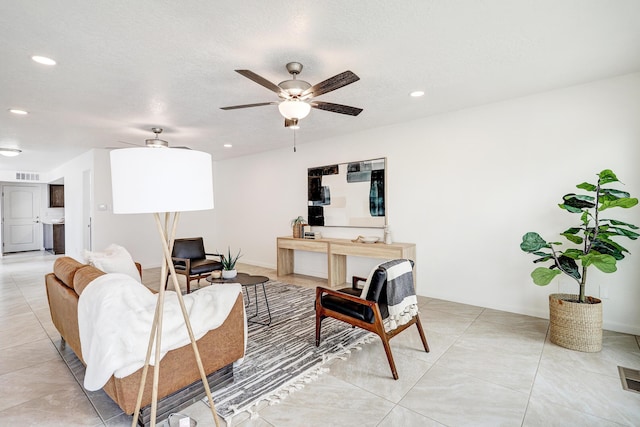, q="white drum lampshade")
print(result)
[110,147,214,214]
